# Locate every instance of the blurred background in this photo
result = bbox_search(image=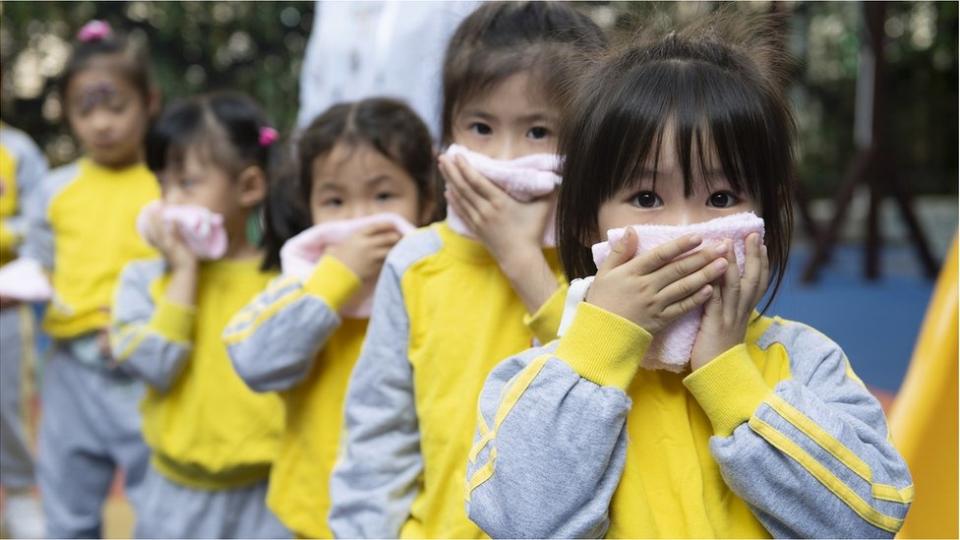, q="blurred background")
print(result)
[0,1,956,538]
